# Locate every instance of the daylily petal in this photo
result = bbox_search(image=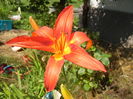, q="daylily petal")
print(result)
[54,5,73,39]
[32,26,54,40]
[70,32,91,46]
[6,35,54,52]
[29,16,39,31]
[64,44,106,72]
[44,56,64,92]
